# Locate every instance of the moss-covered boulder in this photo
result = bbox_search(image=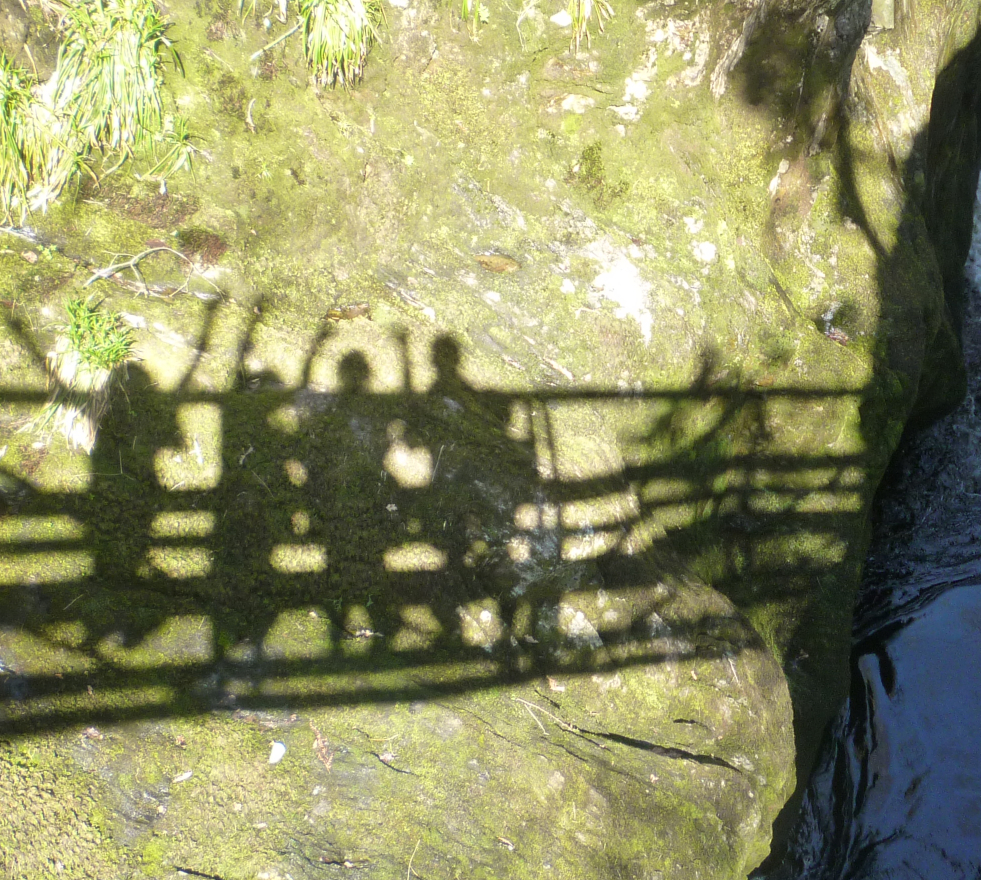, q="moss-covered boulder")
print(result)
[2,0,979,875]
